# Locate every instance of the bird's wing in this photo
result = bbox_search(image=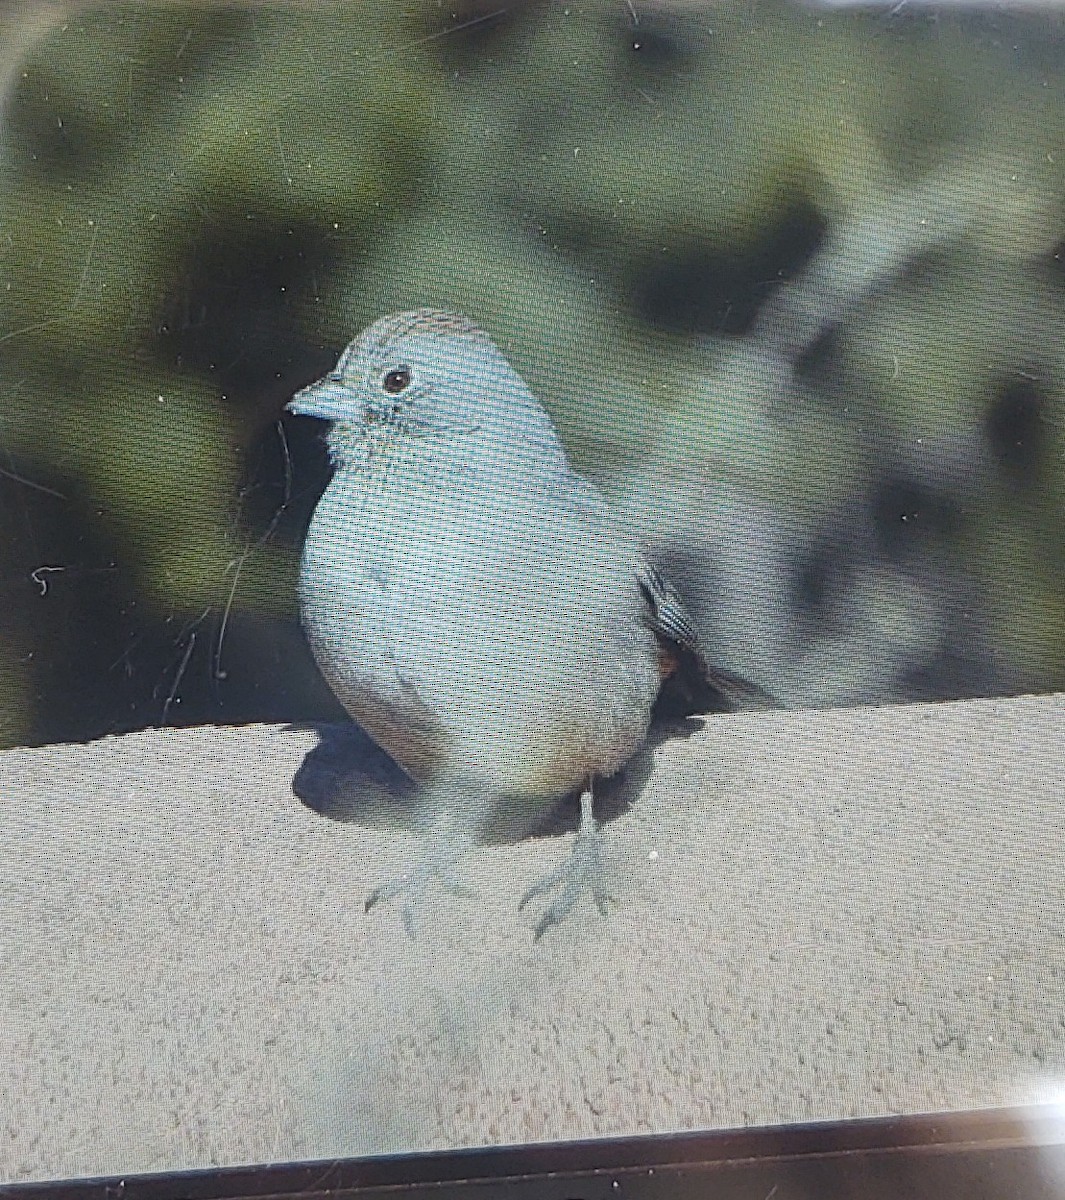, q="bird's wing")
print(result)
[634,557,780,713]
[568,474,780,715]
